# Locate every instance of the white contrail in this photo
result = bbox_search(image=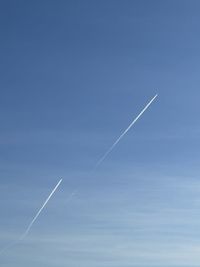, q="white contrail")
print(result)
[95,94,158,168]
[68,95,157,206]
[20,179,62,239]
[0,179,62,255]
